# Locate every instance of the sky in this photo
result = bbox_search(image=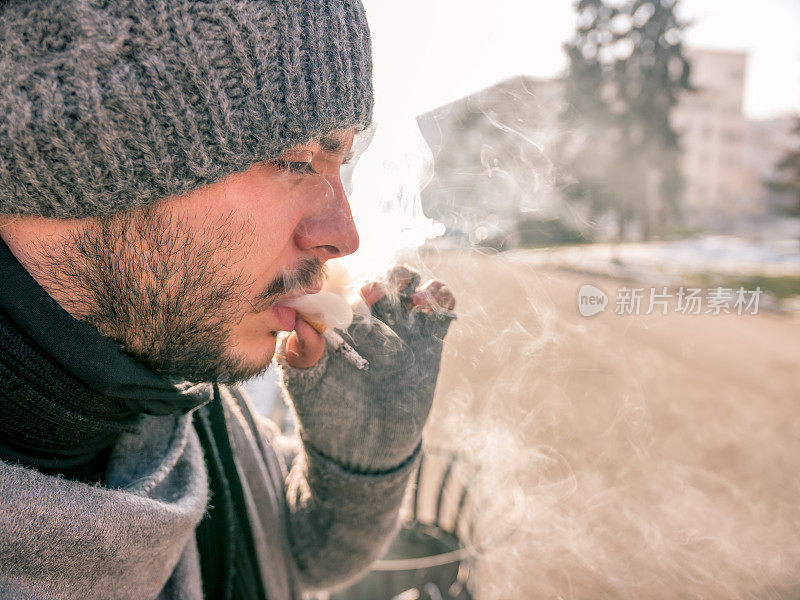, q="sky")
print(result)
[362,0,800,121]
